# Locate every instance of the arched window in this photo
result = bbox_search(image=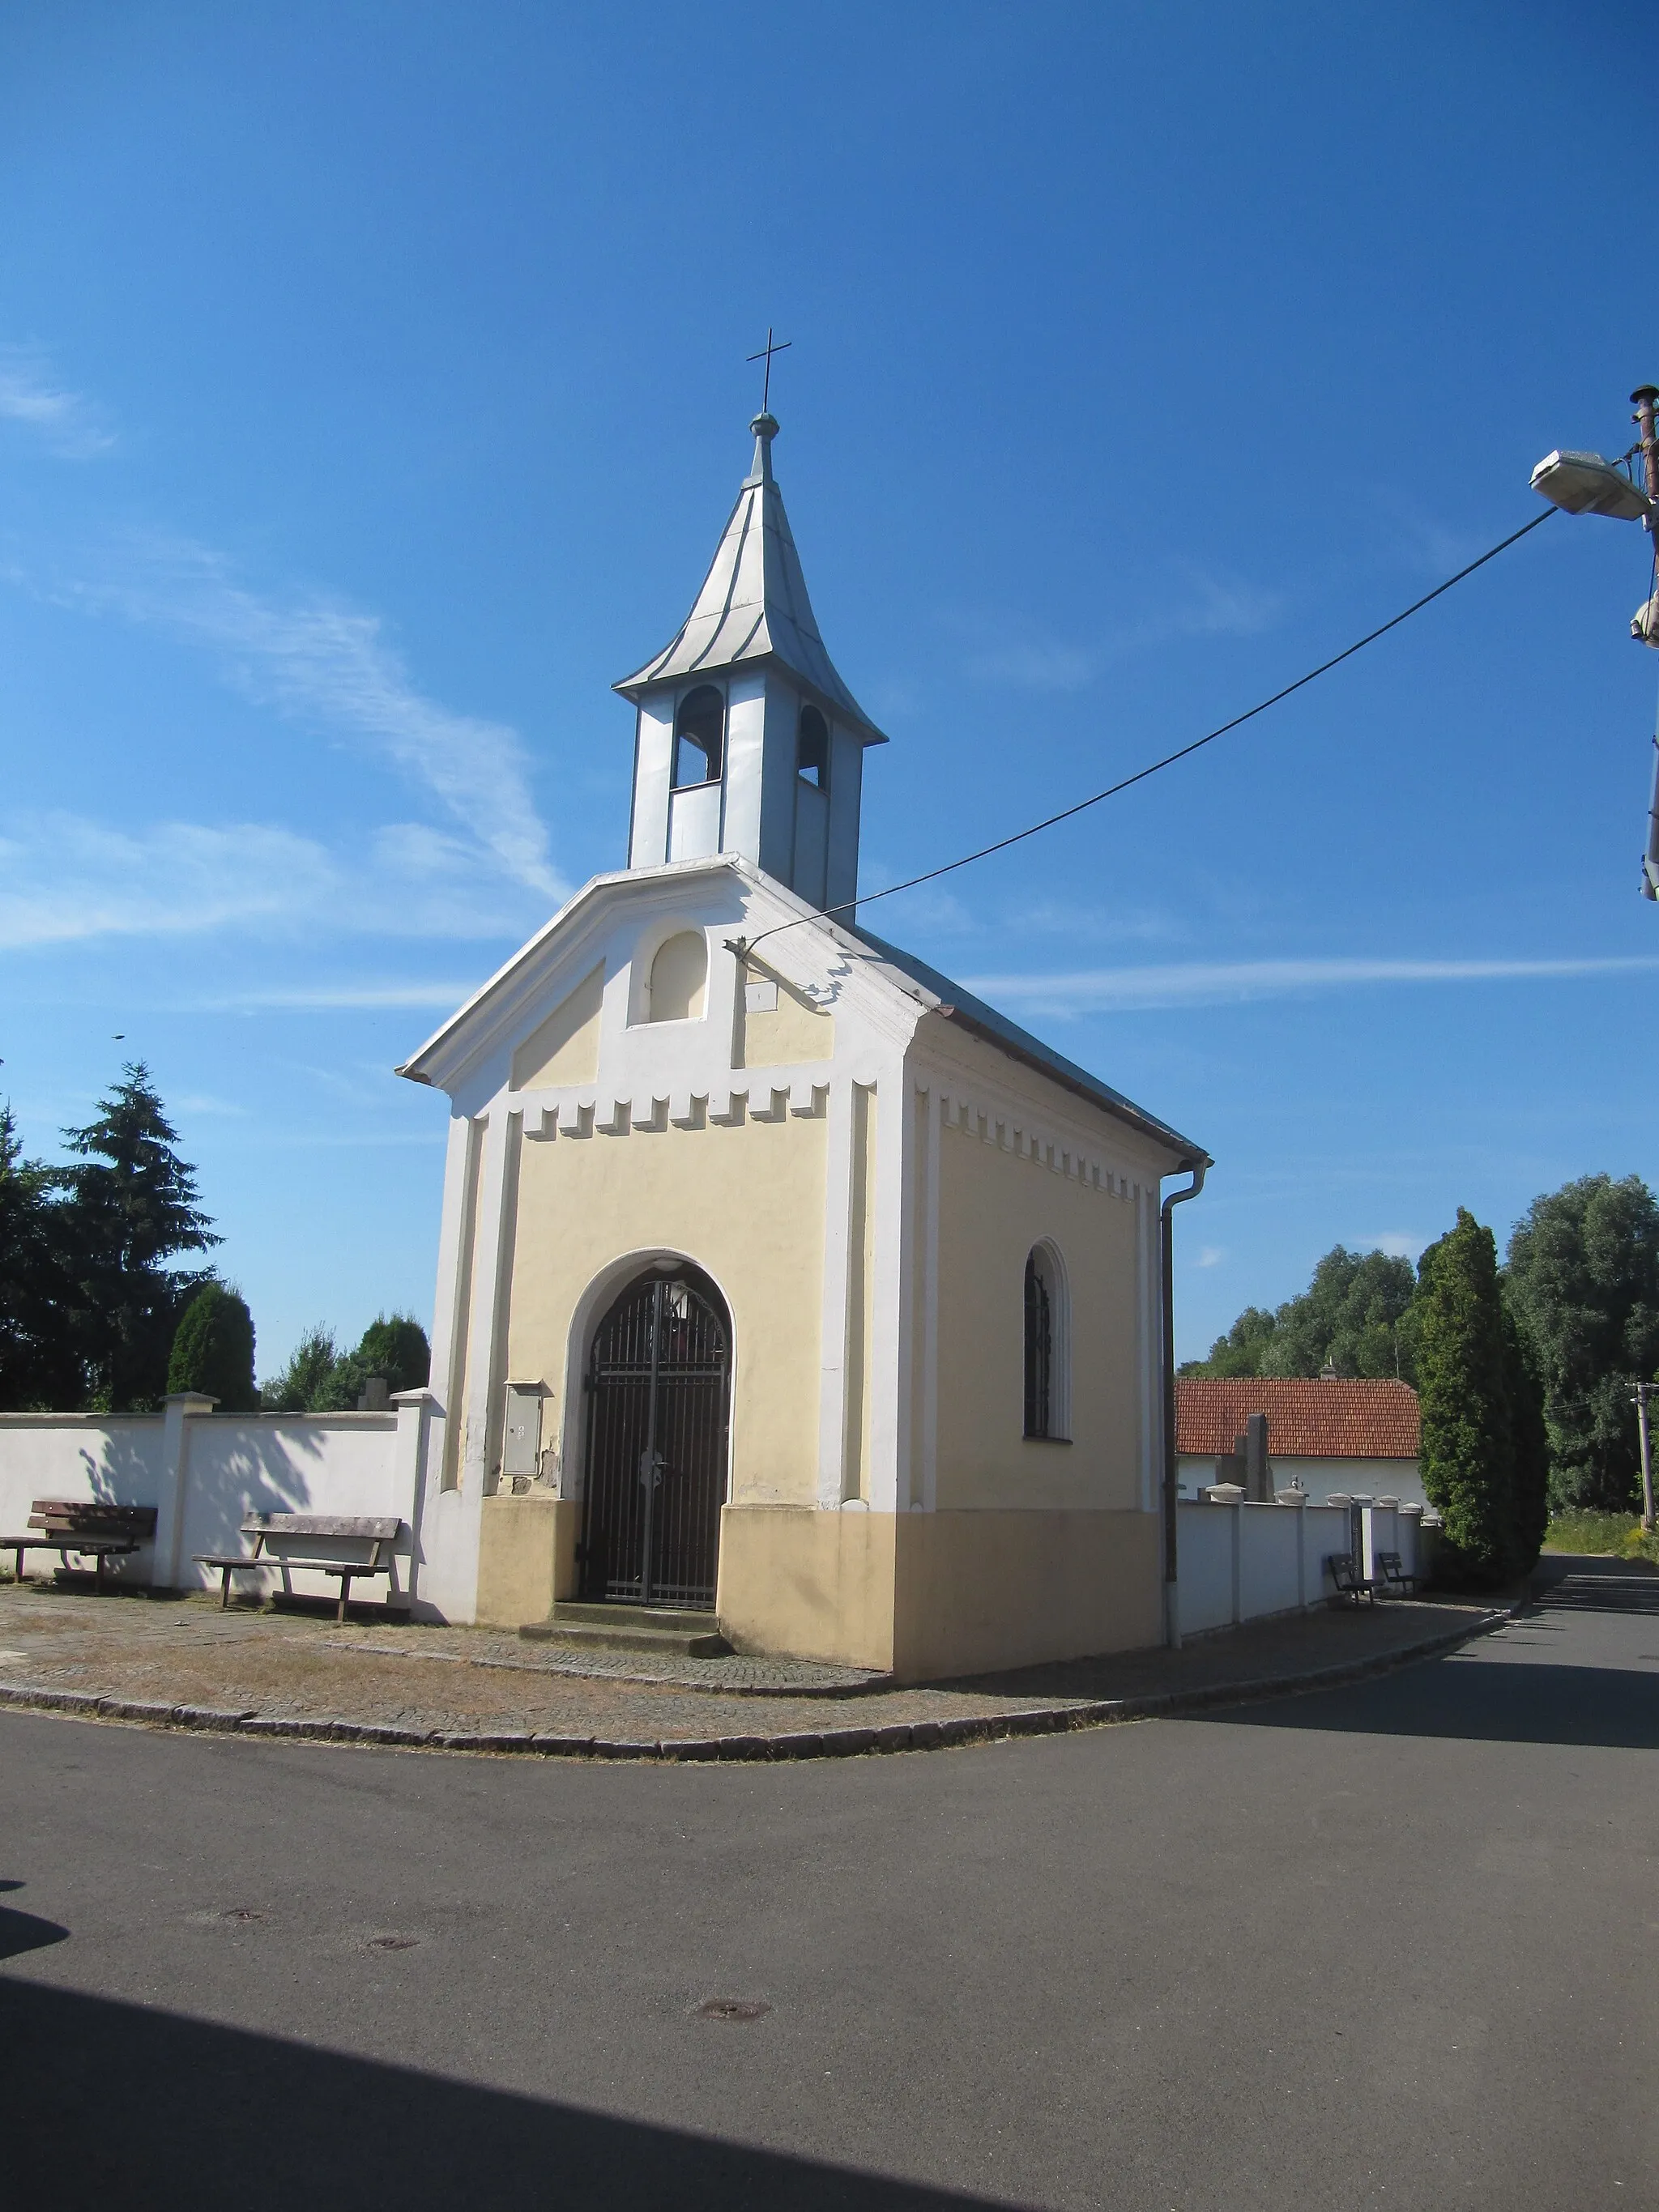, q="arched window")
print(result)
[797,703,830,791]
[646,931,707,1022]
[1023,1242,1070,1441]
[673,685,724,789]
